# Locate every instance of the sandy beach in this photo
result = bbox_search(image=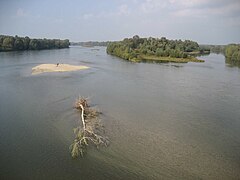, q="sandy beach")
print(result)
[32,63,89,75]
